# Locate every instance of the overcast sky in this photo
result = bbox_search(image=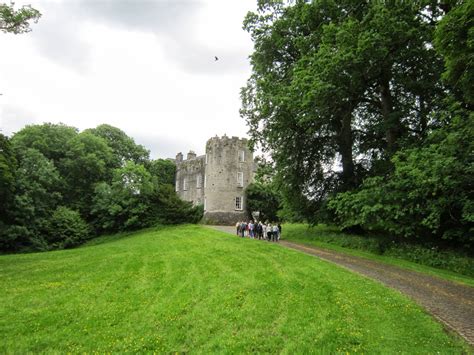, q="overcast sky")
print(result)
[0,0,256,159]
